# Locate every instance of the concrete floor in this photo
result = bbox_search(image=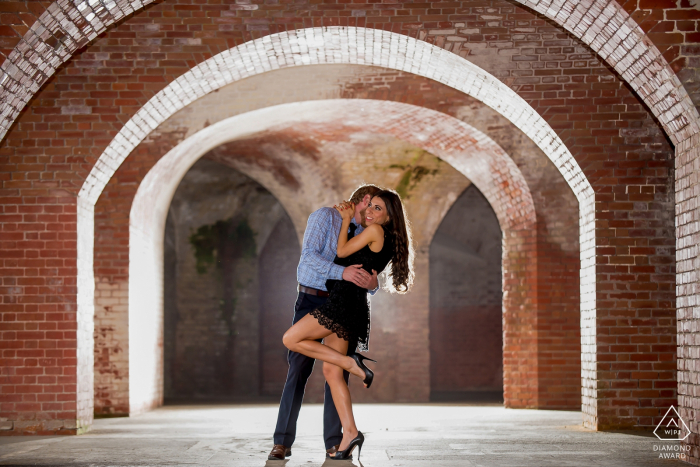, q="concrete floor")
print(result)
[0,404,686,466]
